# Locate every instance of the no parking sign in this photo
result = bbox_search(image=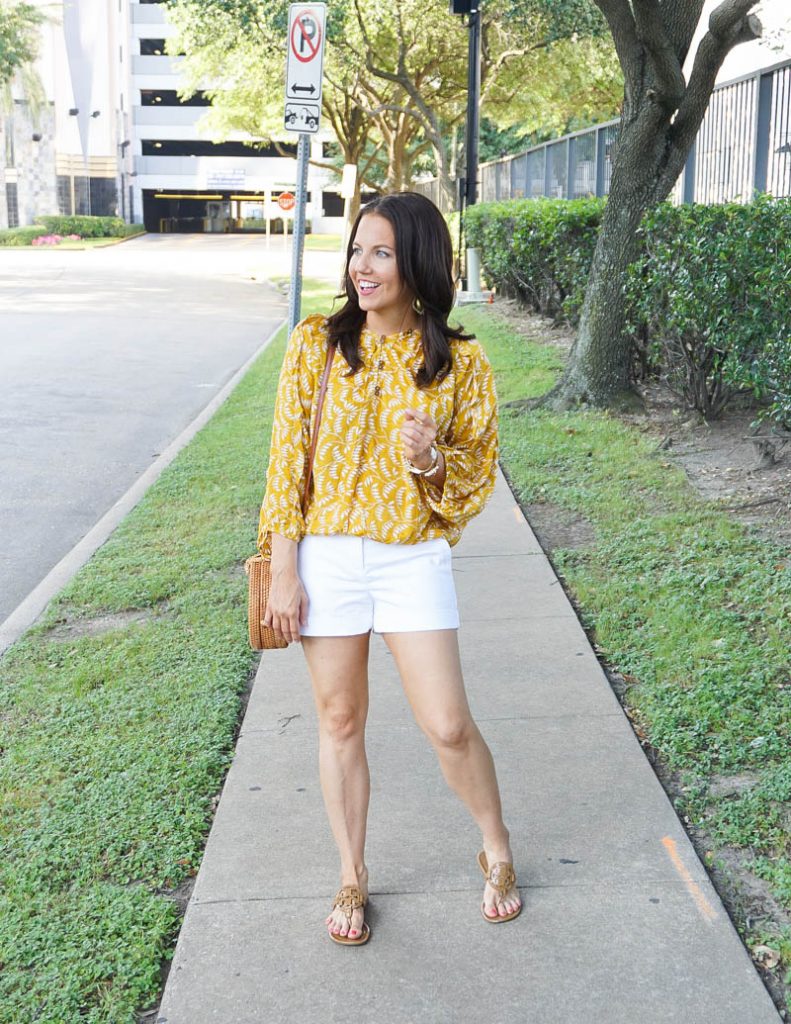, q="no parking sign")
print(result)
[284,4,326,134]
